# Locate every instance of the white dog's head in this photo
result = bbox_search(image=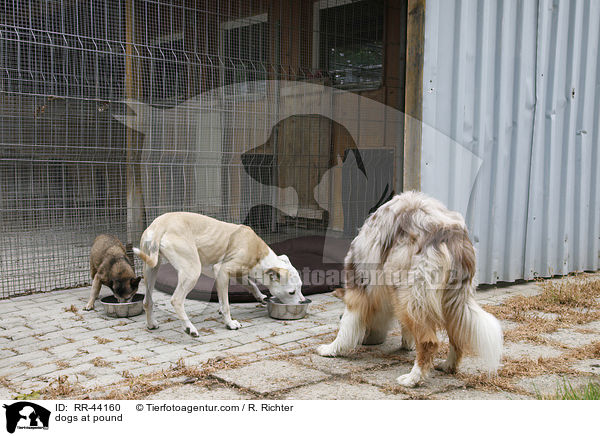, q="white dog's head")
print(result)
[263,255,305,304]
